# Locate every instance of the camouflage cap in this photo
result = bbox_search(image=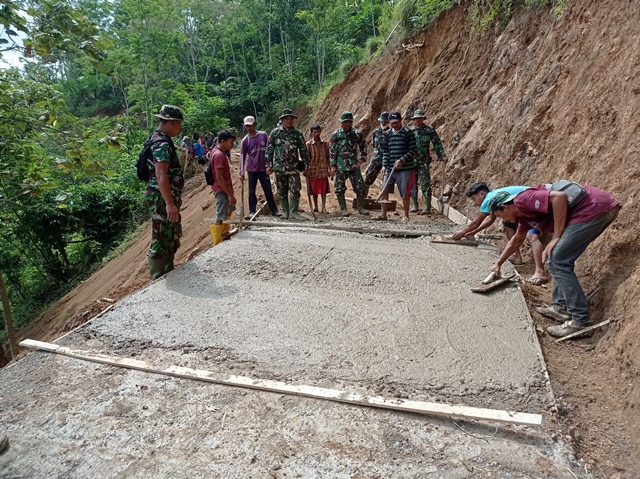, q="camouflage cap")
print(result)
[155,105,185,121]
[488,191,518,212]
[412,109,427,119]
[378,111,389,122]
[339,111,355,122]
[279,108,297,120]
